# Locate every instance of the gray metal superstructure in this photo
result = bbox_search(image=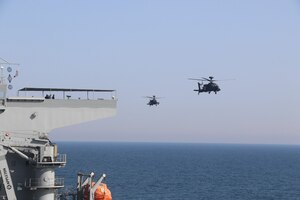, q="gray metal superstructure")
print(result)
[0,64,117,200]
